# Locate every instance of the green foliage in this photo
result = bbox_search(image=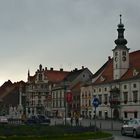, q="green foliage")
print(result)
[0,125,112,140]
